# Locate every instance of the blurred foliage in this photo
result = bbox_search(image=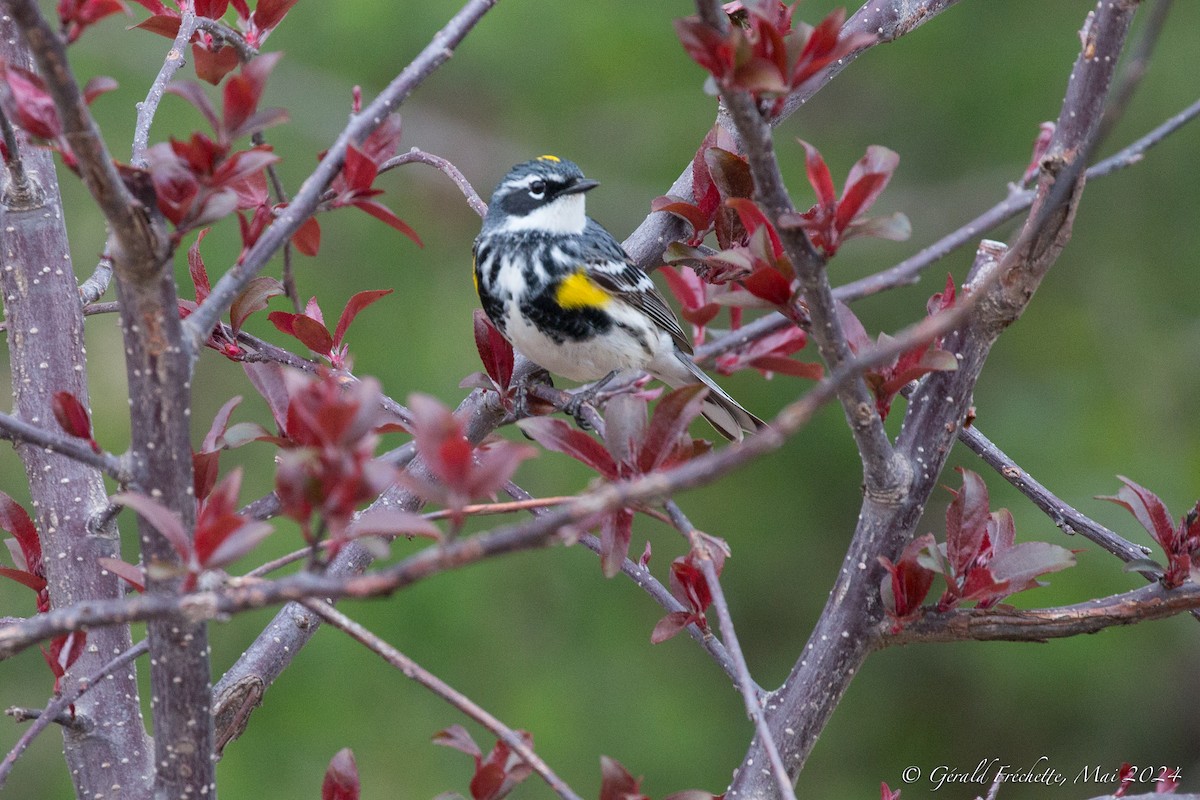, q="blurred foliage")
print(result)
[3,1,1200,799]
